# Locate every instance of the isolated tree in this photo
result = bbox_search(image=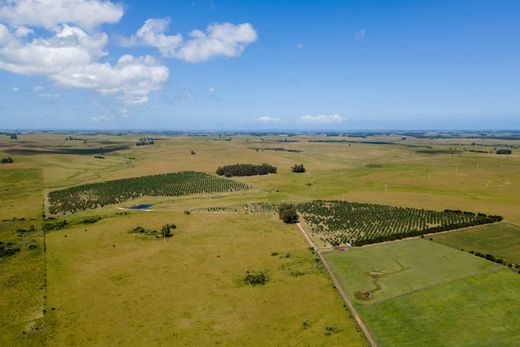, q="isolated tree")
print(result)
[9,133,17,140]
[278,204,298,224]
